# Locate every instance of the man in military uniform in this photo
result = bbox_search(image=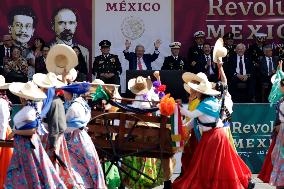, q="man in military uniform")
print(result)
[223,32,236,83]
[187,31,206,73]
[276,45,284,61]
[92,40,122,85]
[247,33,267,102]
[161,42,187,70]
